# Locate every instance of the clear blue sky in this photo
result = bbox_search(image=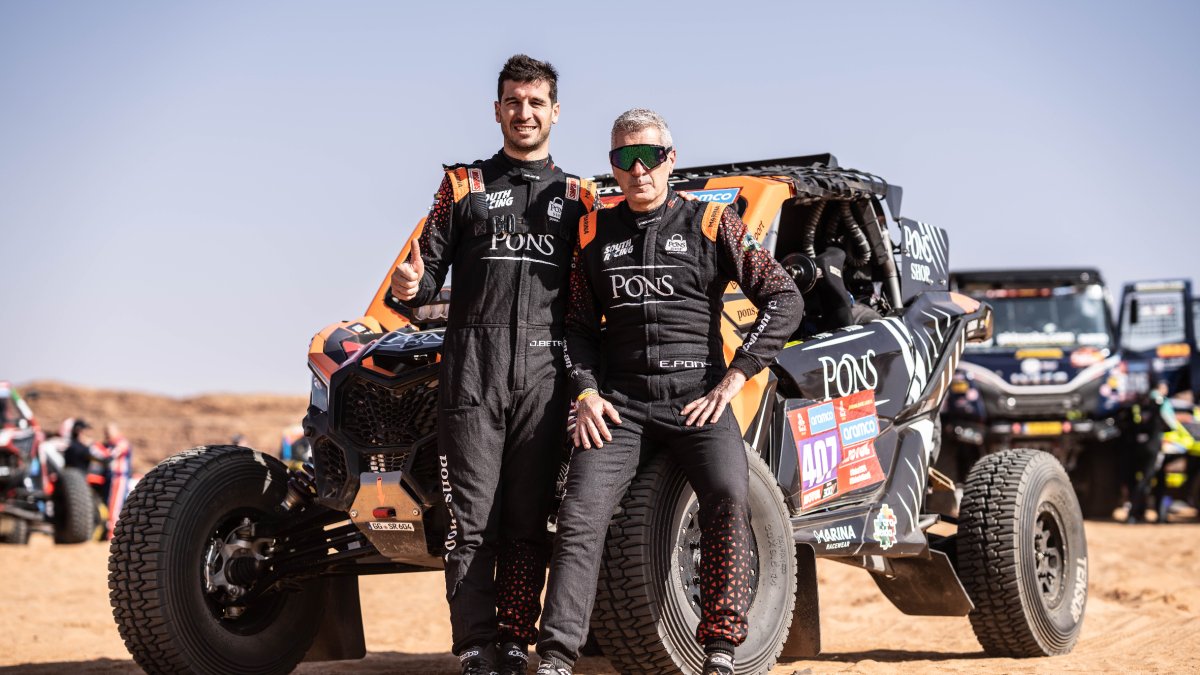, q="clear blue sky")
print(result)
[1,1,1197,396]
